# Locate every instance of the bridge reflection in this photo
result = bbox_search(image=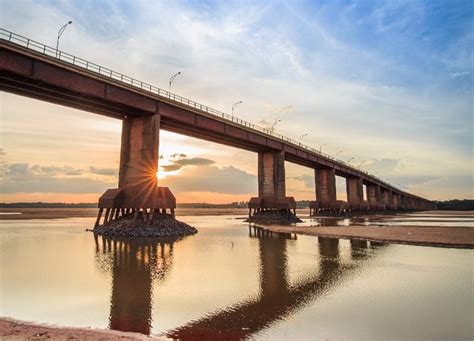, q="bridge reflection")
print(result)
[94,232,385,338]
[167,231,385,339]
[94,235,179,335]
